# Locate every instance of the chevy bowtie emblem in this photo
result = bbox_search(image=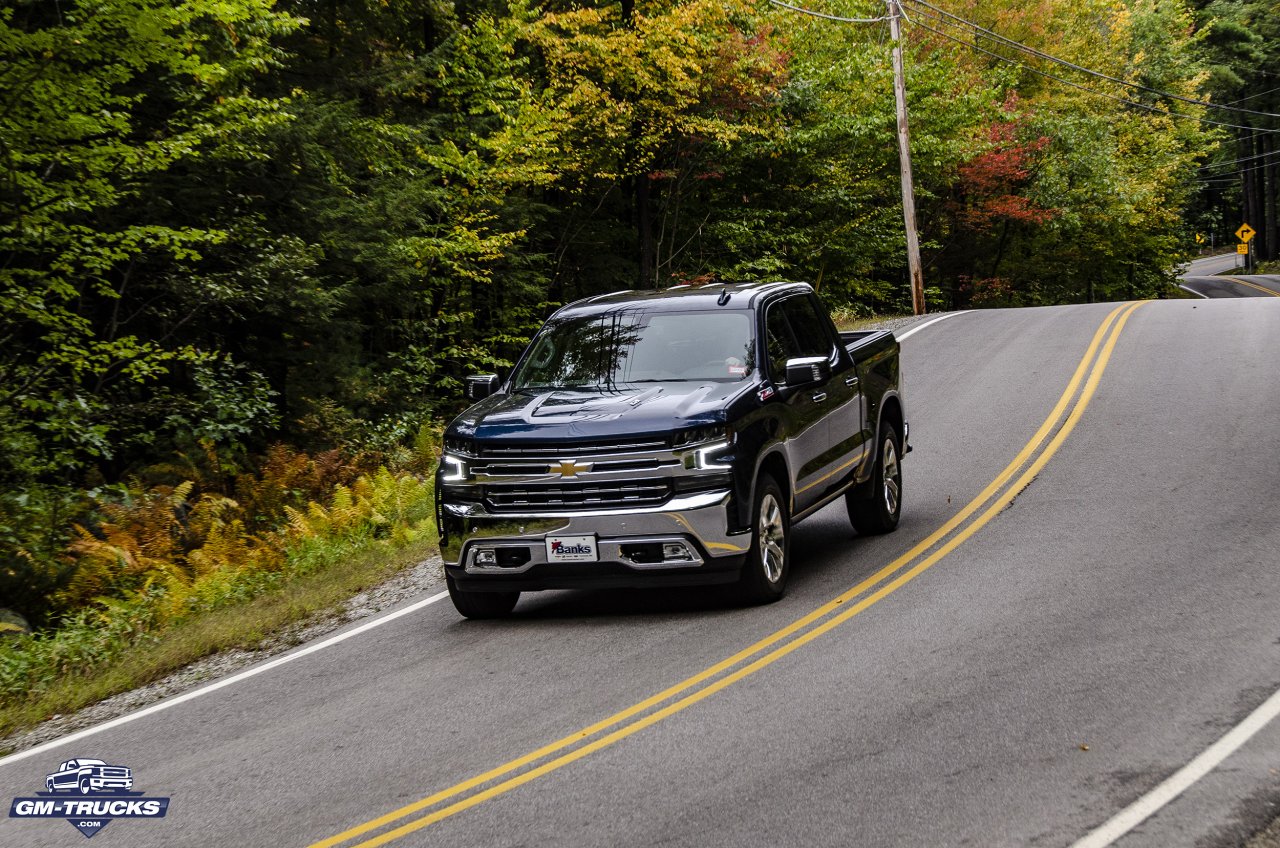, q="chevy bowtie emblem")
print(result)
[552,460,593,477]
